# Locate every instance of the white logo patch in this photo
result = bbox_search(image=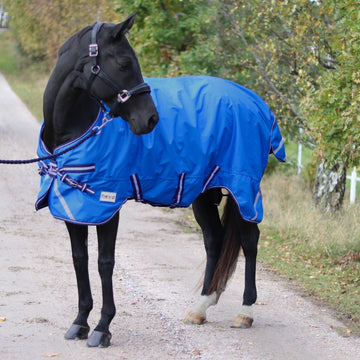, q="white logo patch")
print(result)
[100,191,117,203]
